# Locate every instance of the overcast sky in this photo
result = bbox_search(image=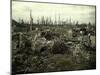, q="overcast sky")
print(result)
[12,1,96,24]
